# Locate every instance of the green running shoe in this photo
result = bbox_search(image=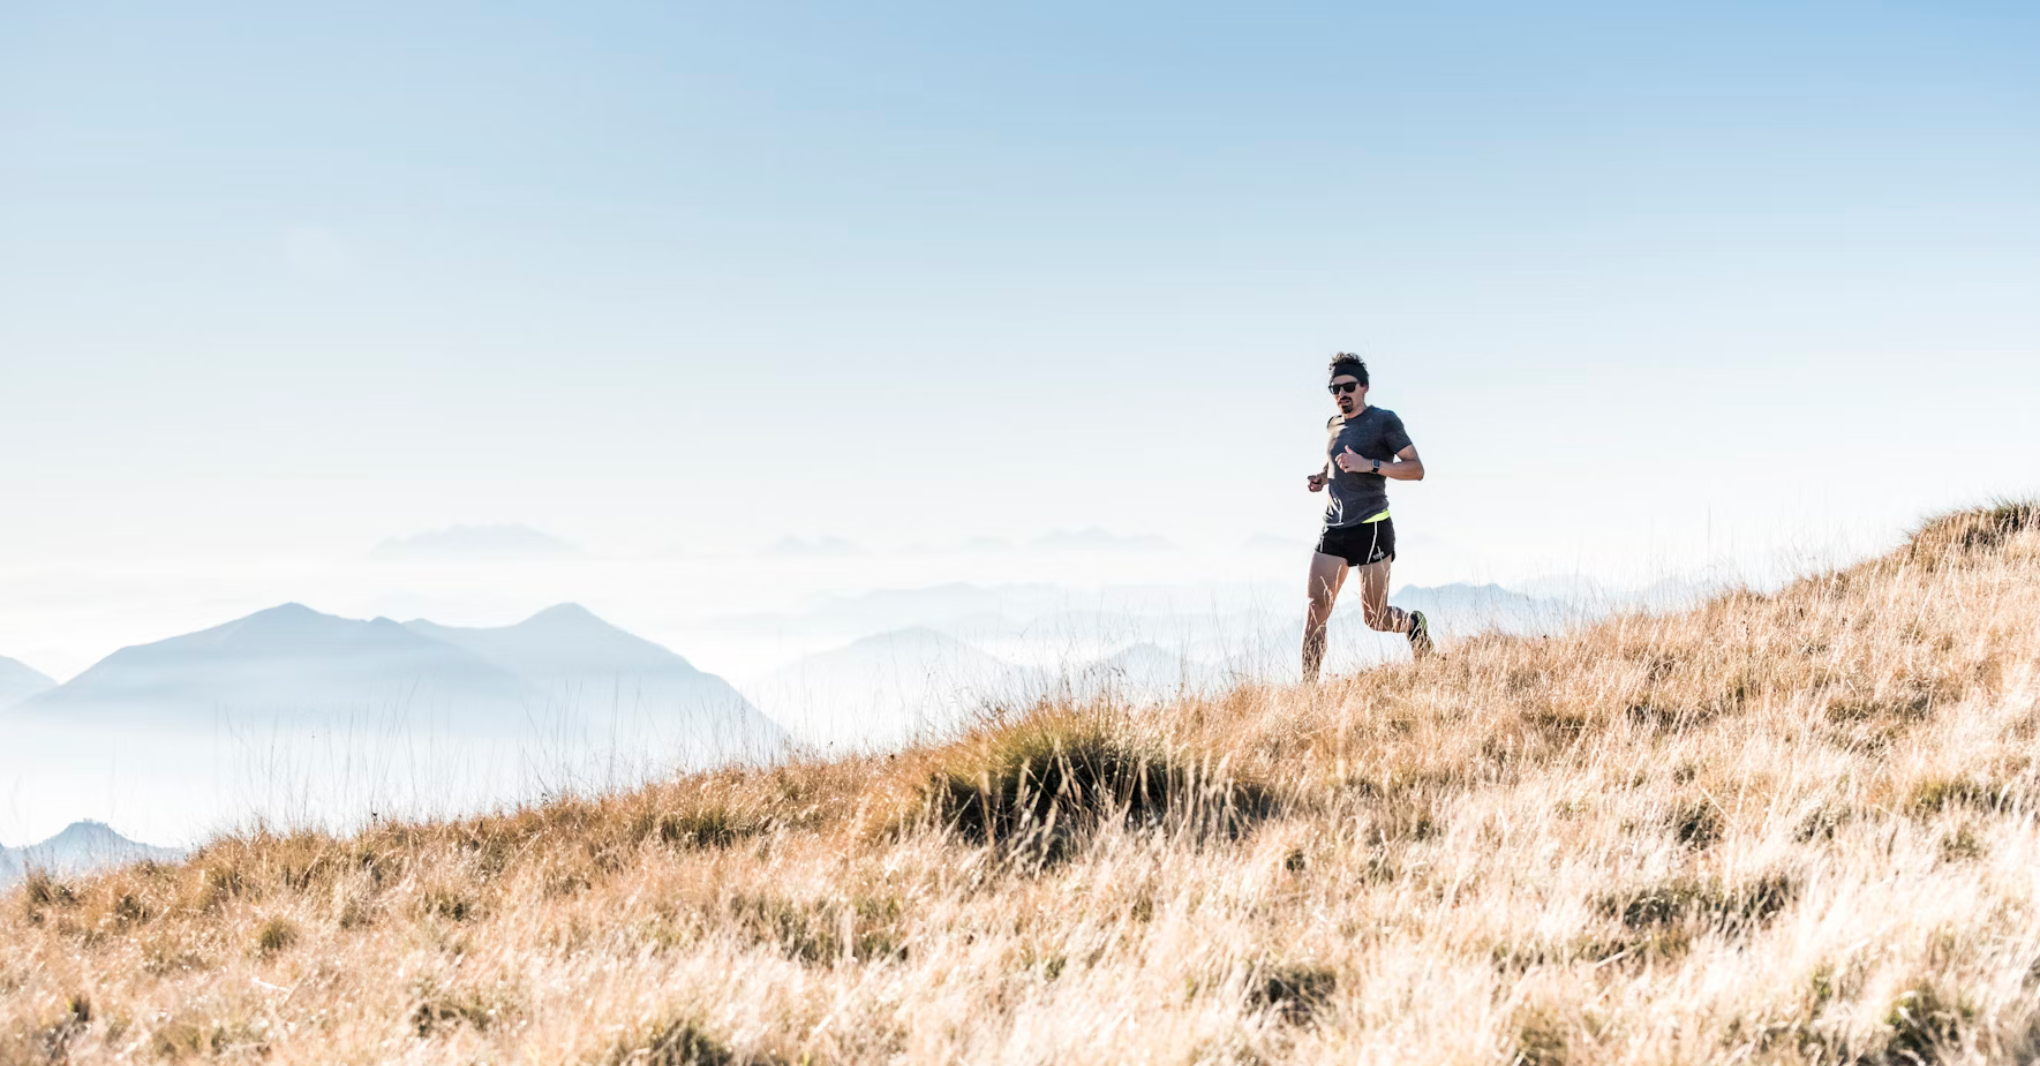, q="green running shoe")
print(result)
[1408,610,1434,659]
